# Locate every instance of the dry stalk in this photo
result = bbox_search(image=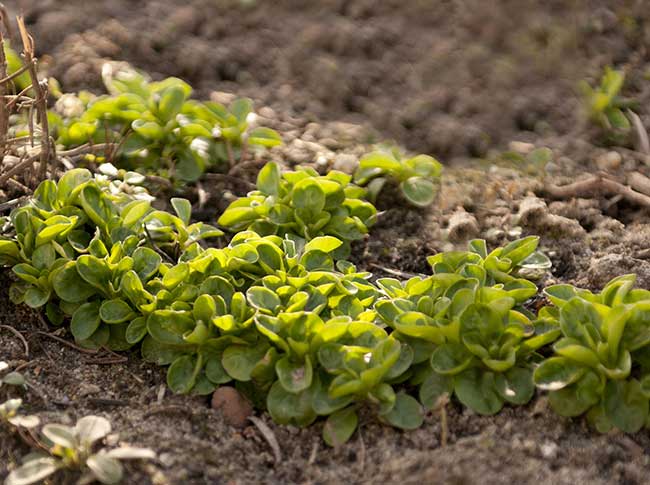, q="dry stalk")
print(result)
[0,15,54,198]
